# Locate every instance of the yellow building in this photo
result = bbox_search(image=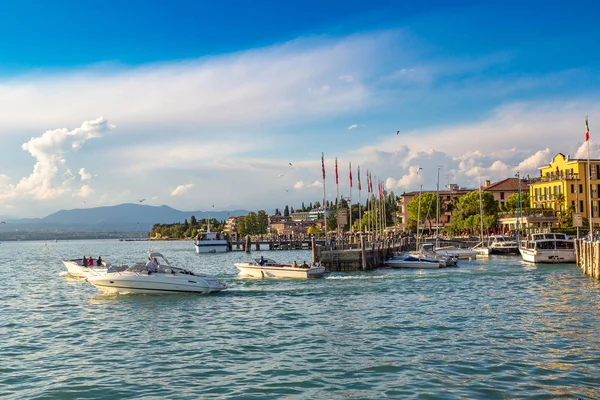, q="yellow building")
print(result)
[530,153,600,227]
